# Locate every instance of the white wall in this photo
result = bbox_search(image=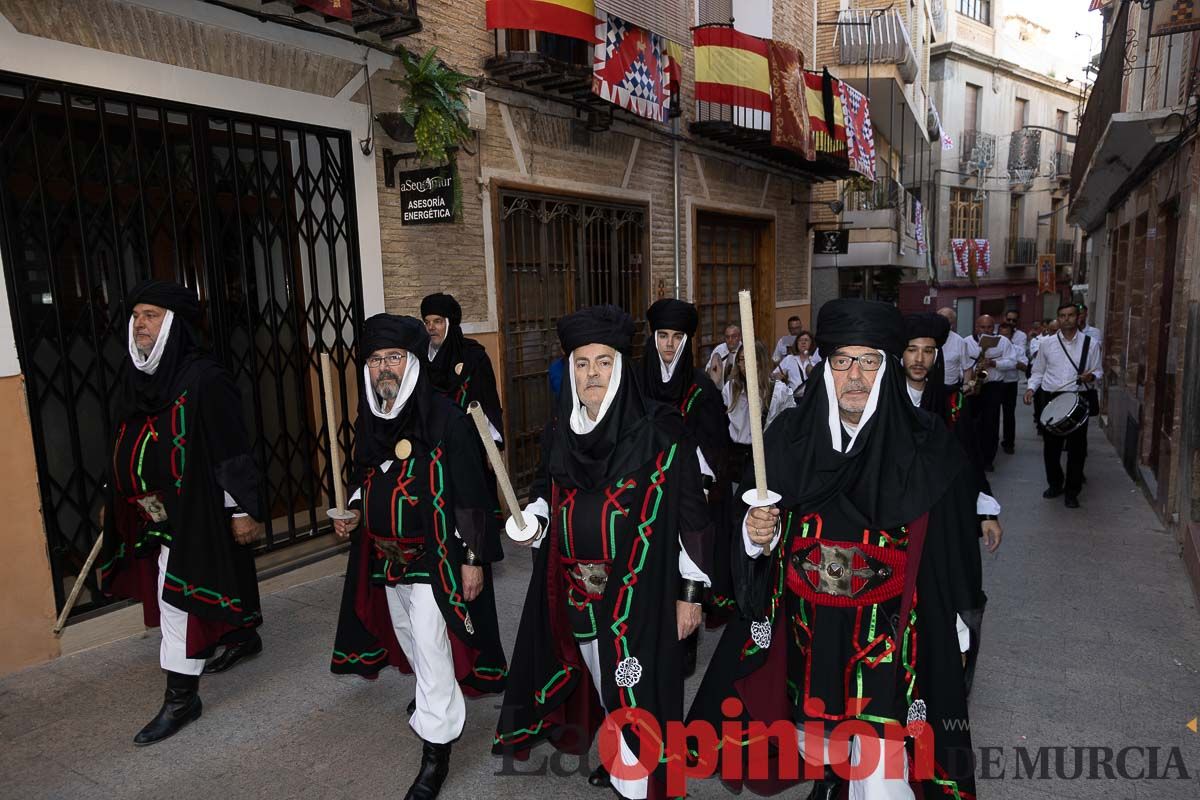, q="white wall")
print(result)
[0,247,19,377]
[733,0,773,38]
[0,5,389,371]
